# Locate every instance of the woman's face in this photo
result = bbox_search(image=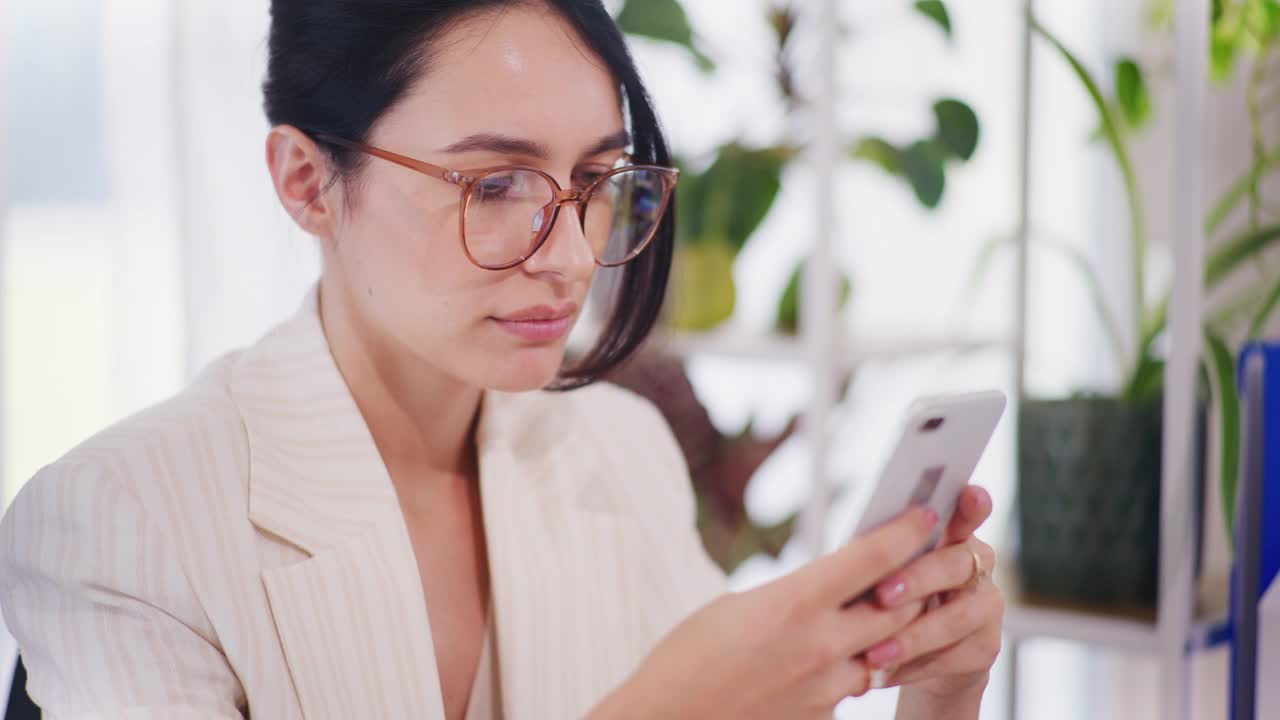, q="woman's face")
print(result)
[323,5,627,392]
